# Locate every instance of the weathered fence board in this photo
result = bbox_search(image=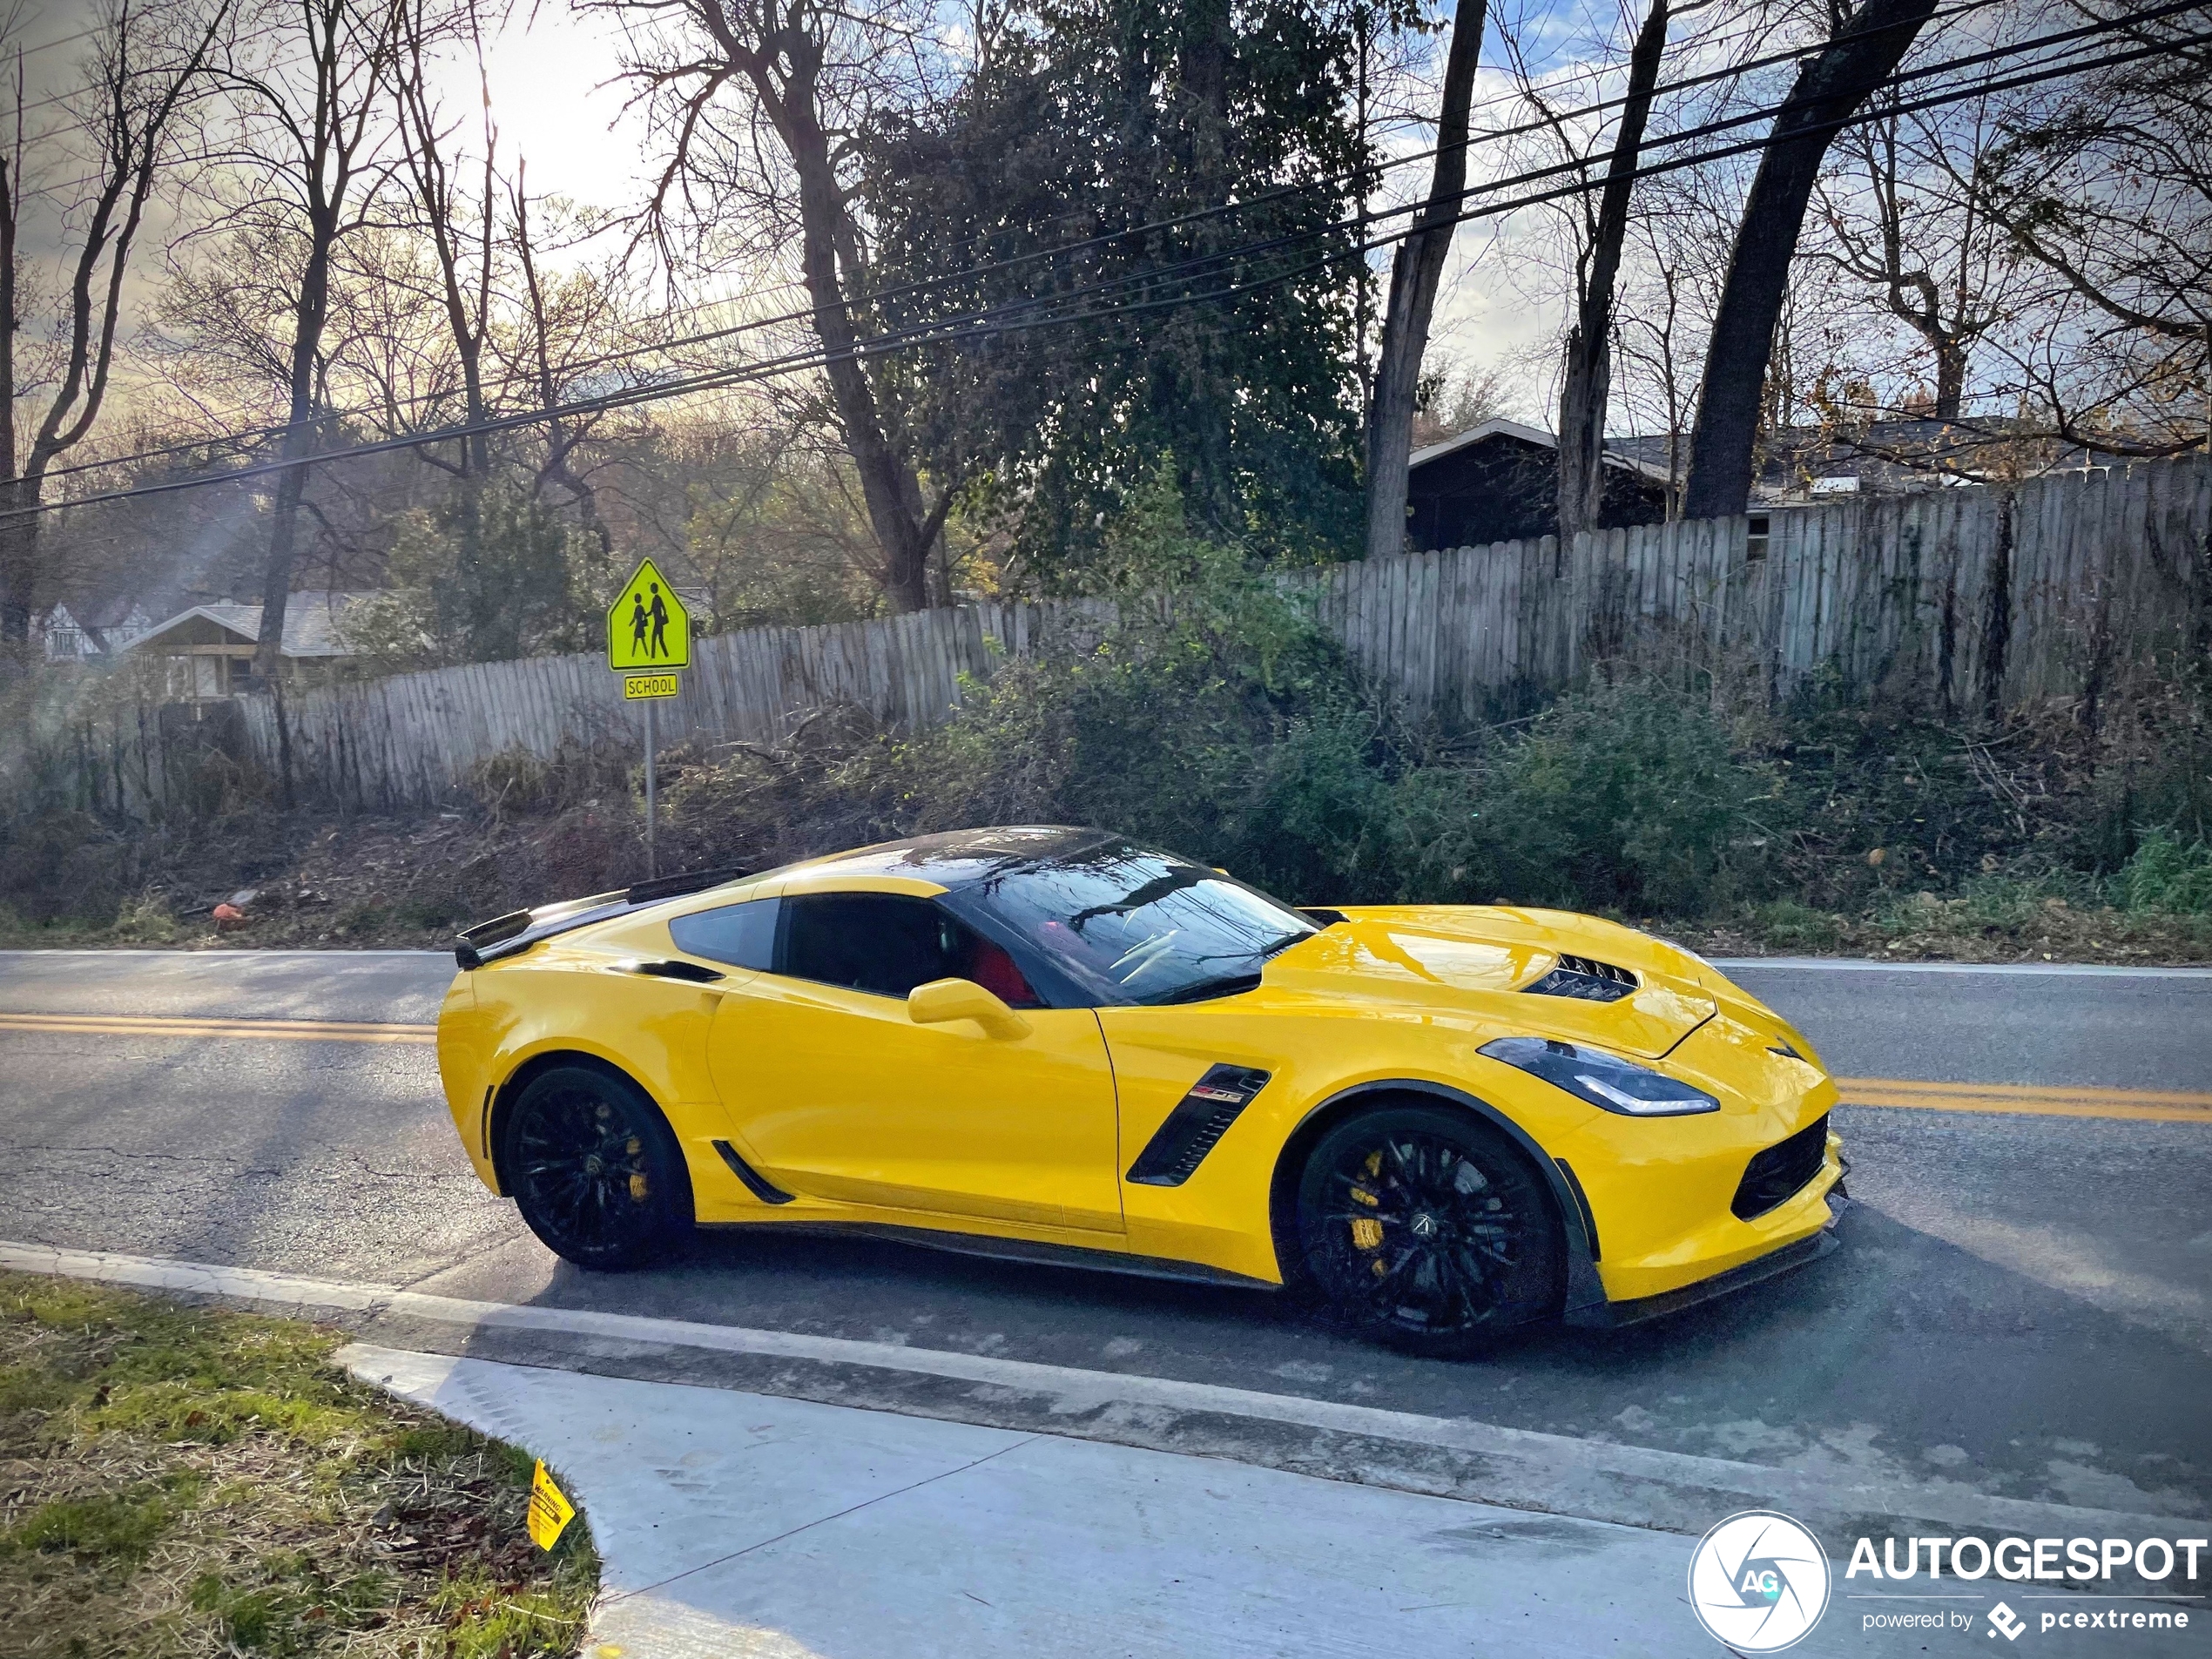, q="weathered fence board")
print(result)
[37,452,2189,814]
